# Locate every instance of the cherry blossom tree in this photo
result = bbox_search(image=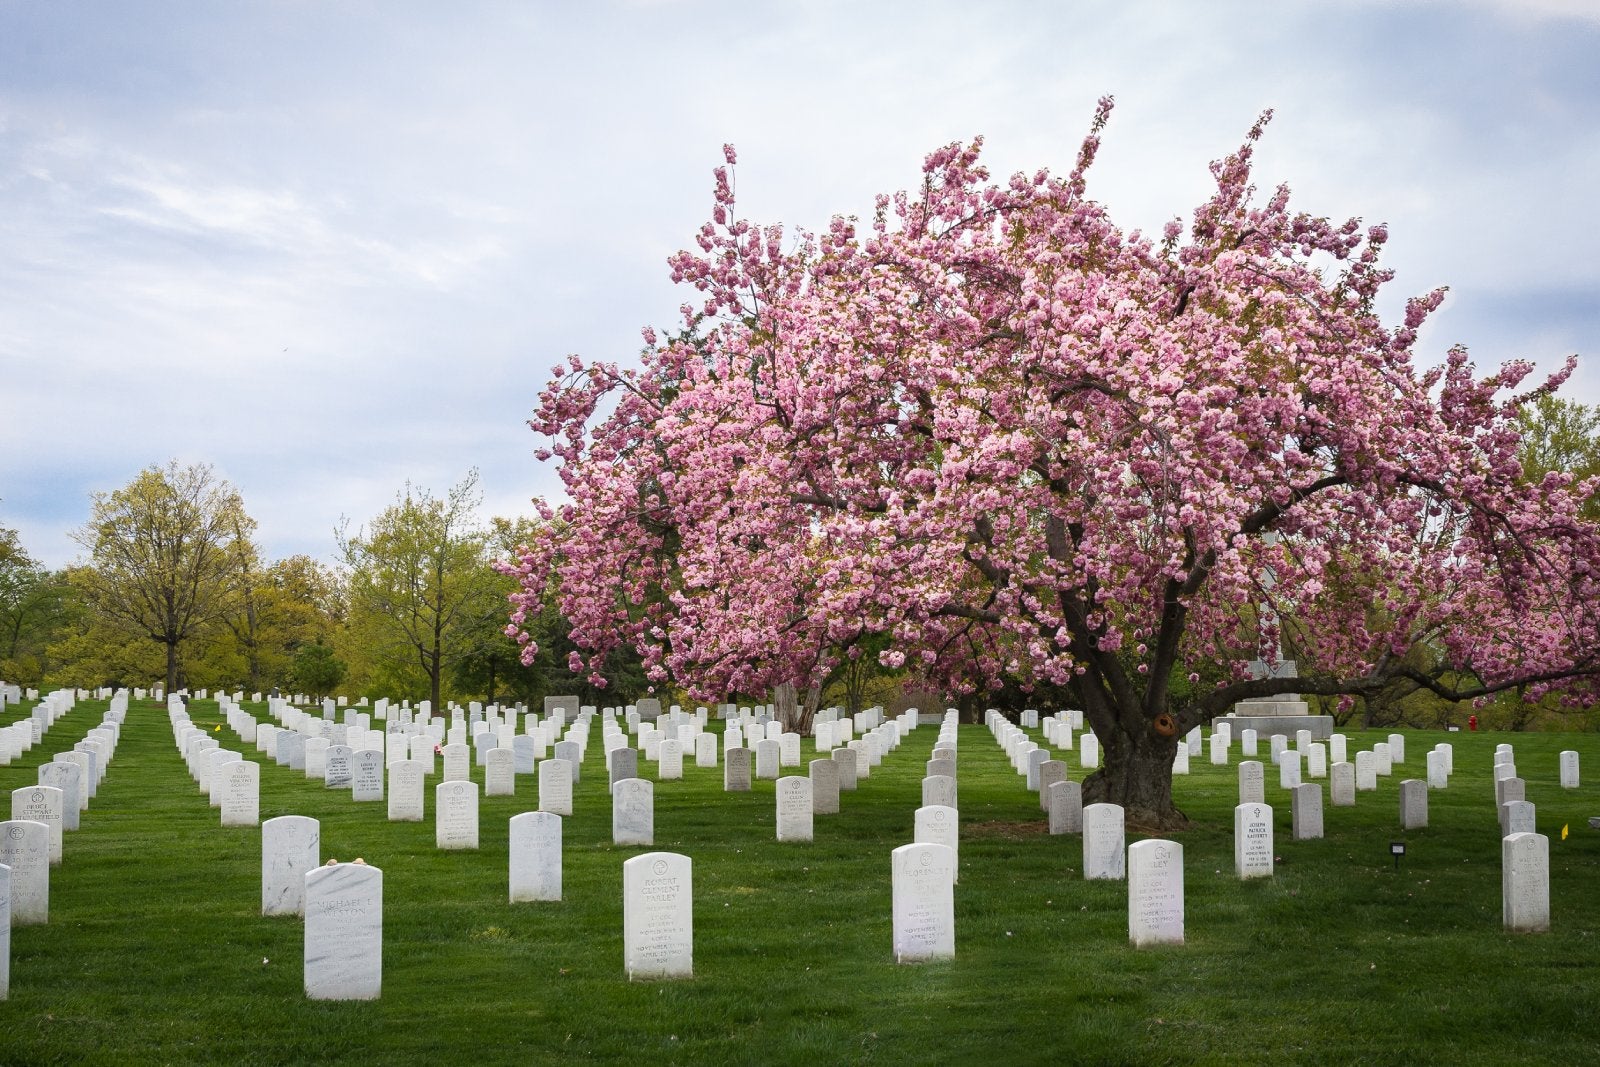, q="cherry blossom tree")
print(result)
[506,99,1600,828]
